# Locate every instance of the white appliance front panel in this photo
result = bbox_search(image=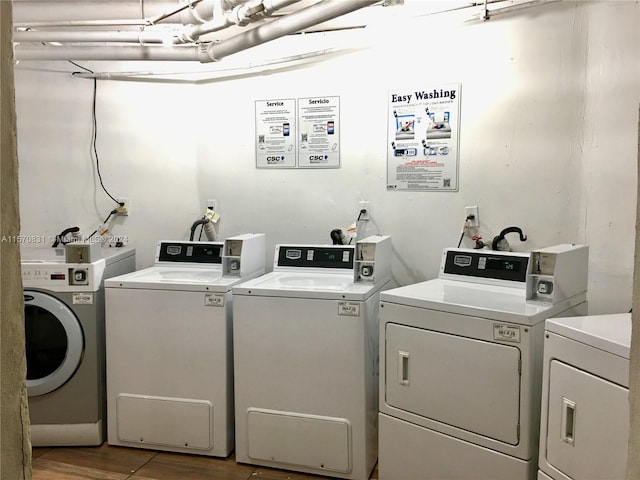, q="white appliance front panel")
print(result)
[247,409,351,473]
[379,300,549,462]
[233,293,379,479]
[105,287,233,457]
[378,413,532,480]
[537,470,554,480]
[545,360,628,480]
[116,394,212,450]
[385,323,521,445]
